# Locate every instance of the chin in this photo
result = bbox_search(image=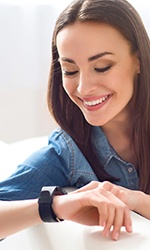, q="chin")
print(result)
[85,118,106,127]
